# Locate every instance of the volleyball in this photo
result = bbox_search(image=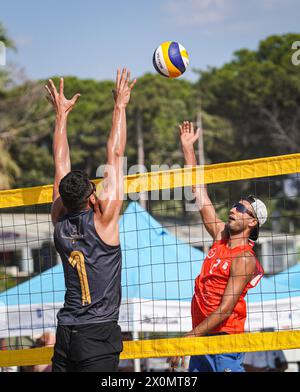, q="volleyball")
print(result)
[152,41,189,78]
